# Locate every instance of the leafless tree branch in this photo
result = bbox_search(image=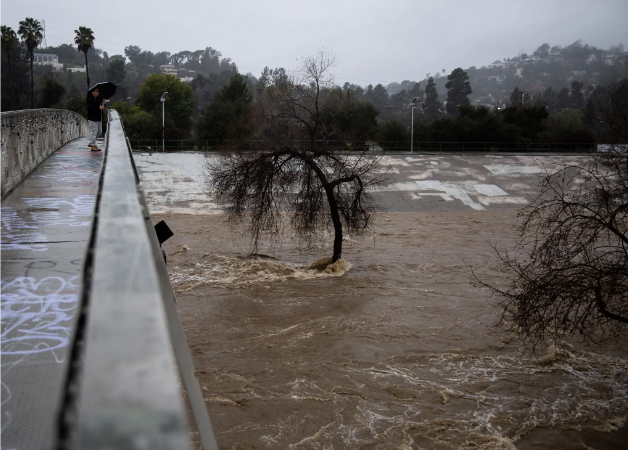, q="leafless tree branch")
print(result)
[205,51,390,263]
[474,79,628,351]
